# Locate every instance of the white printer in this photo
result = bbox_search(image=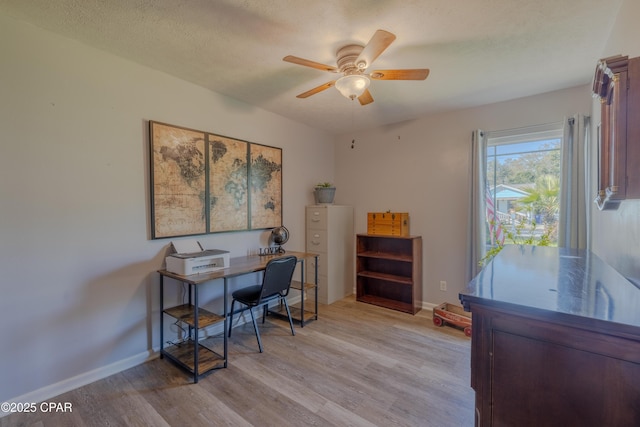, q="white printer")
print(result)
[165,239,230,275]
